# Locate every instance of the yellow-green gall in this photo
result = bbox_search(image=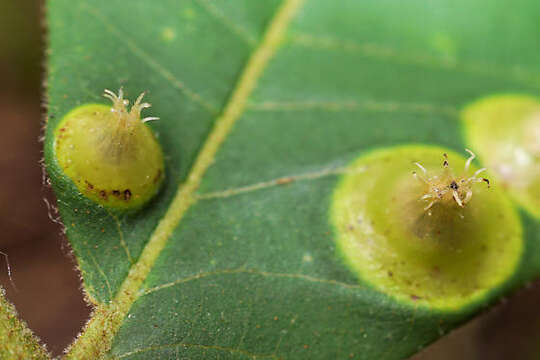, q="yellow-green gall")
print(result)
[54,89,165,210]
[462,95,540,218]
[331,145,522,311]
